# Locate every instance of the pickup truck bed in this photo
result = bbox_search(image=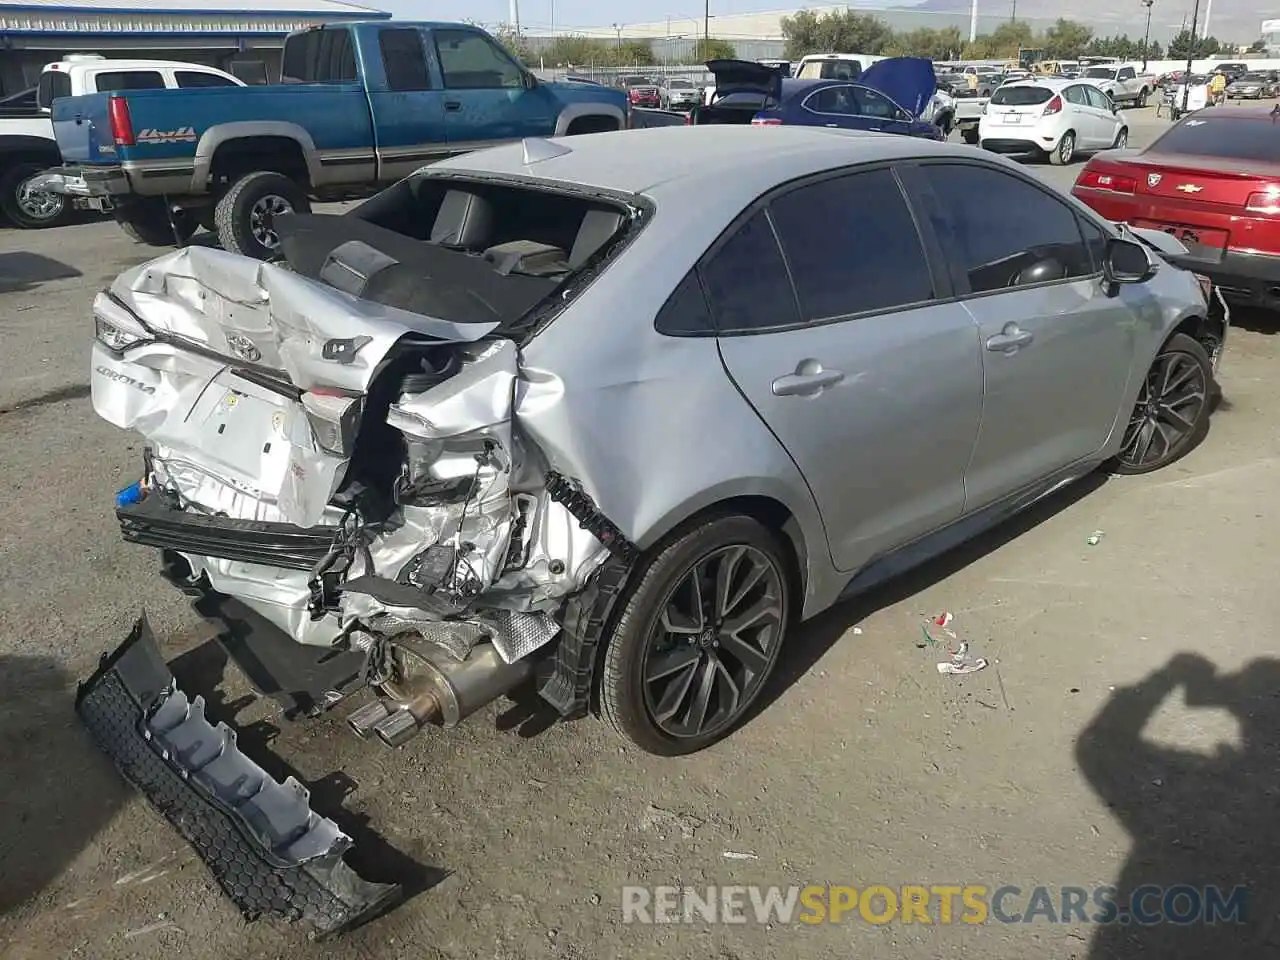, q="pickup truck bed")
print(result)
[39,21,628,259]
